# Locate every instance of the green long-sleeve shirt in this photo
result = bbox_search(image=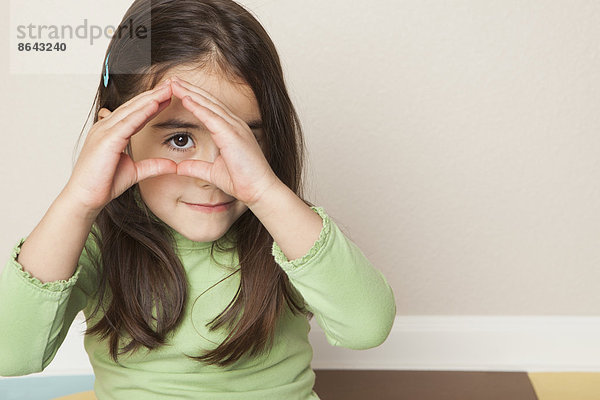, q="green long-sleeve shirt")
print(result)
[0,206,396,399]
